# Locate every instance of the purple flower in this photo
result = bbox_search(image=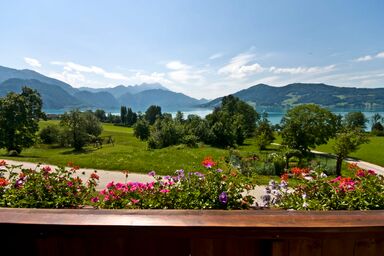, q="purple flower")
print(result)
[219,192,228,204]
[194,172,205,178]
[216,169,223,173]
[148,171,156,177]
